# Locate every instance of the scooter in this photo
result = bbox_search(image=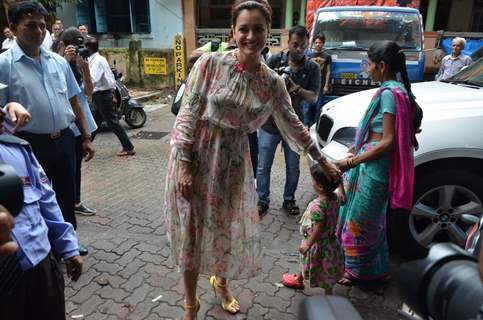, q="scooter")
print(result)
[92,67,147,129]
